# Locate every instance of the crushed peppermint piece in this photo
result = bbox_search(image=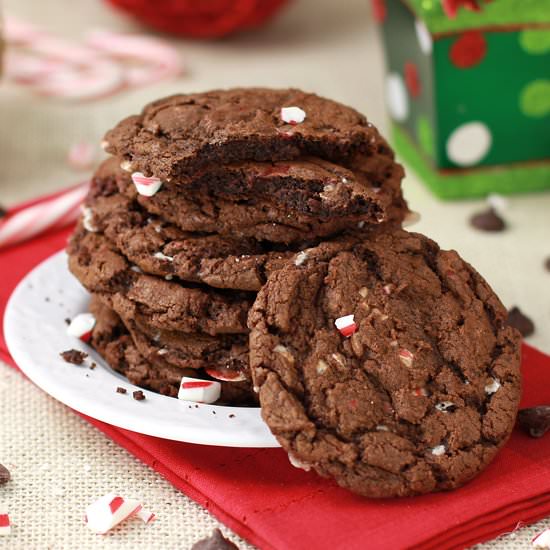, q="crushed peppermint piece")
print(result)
[485,377,501,395]
[335,314,357,337]
[435,401,456,413]
[288,453,311,471]
[136,508,156,524]
[533,528,550,548]
[120,160,133,172]
[60,349,88,365]
[331,353,346,367]
[81,206,97,232]
[133,390,146,401]
[280,106,306,125]
[413,387,429,397]
[153,251,174,262]
[294,251,308,266]
[131,172,163,197]
[376,424,389,432]
[178,376,221,404]
[0,512,11,536]
[165,274,173,281]
[398,348,414,367]
[431,445,446,456]
[130,265,143,273]
[273,344,295,364]
[67,313,96,342]
[383,284,394,295]
[205,367,247,382]
[85,493,143,534]
[316,359,329,374]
